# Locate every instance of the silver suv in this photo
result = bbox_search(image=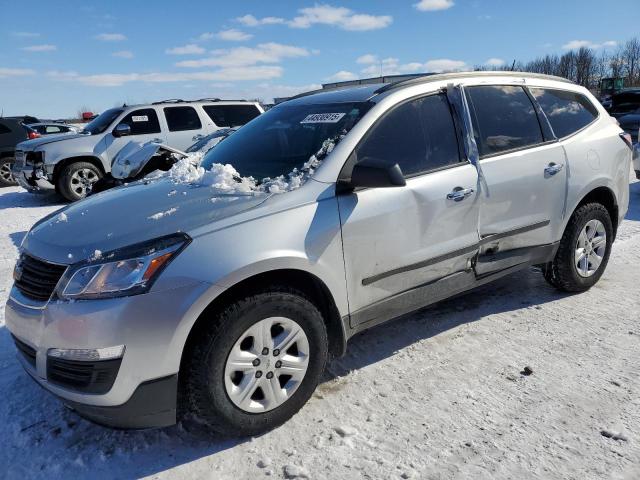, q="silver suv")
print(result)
[12,99,263,201]
[6,72,631,435]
